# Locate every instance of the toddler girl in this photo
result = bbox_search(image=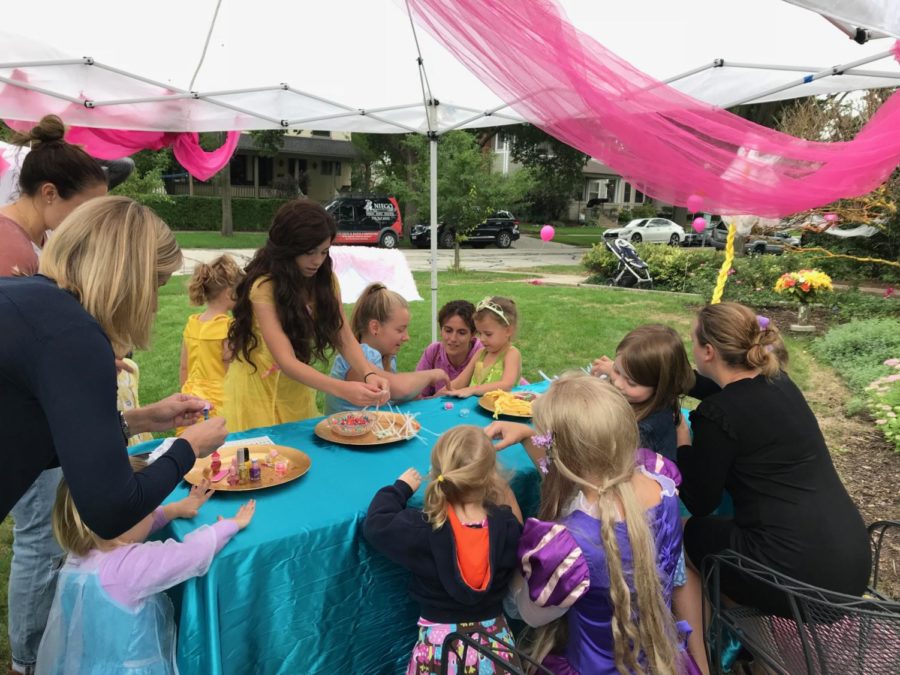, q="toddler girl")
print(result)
[324,282,450,414]
[445,296,521,398]
[364,425,523,674]
[37,459,255,674]
[180,254,245,420]
[592,324,694,461]
[415,300,483,397]
[486,375,696,674]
